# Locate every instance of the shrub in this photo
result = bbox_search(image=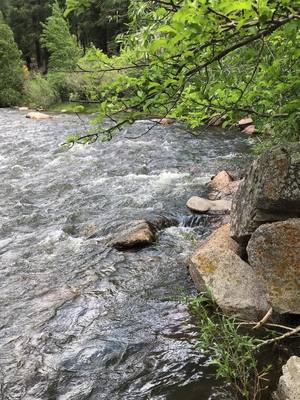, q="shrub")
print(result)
[23,74,58,108]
